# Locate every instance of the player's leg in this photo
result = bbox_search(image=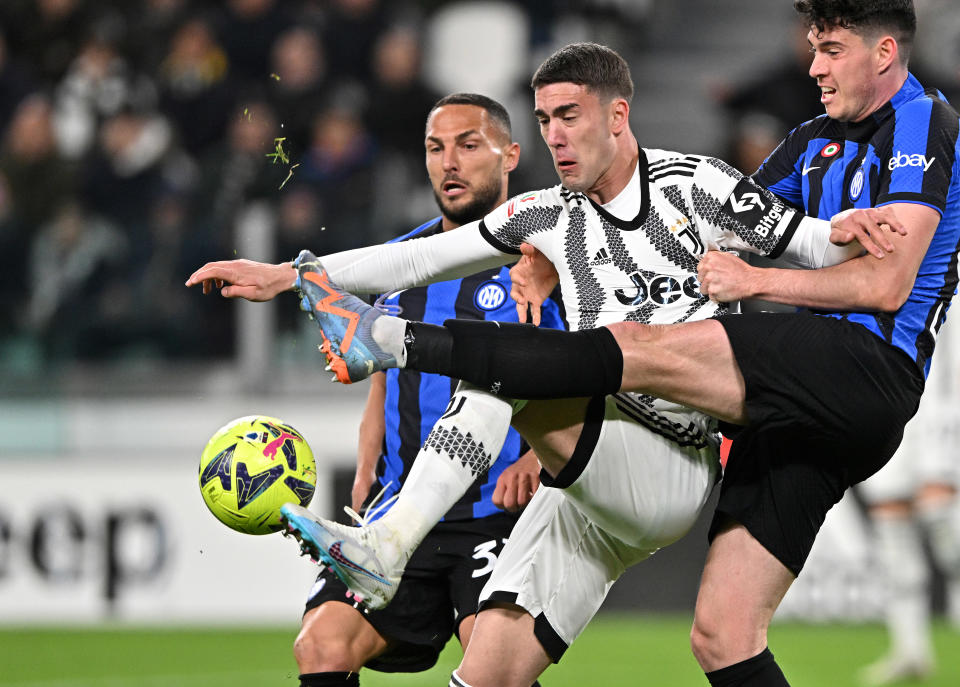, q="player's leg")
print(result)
[453,487,652,687]
[453,603,552,687]
[282,381,520,608]
[860,502,934,685]
[408,317,749,424]
[690,522,794,686]
[292,256,749,422]
[294,602,388,686]
[513,393,718,548]
[690,419,862,686]
[296,520,496,684]
[858,421,935,685]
